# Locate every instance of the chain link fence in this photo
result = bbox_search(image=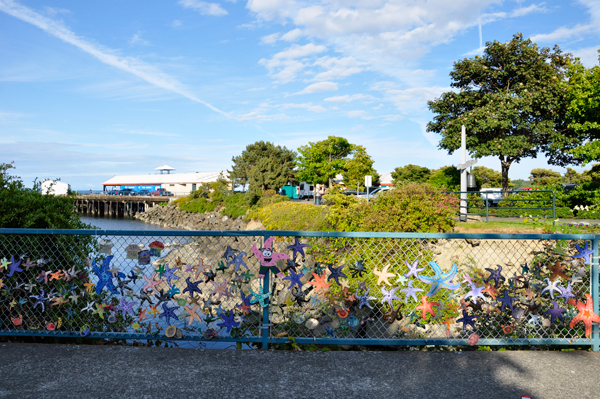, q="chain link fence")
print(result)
[1,229,598,350]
